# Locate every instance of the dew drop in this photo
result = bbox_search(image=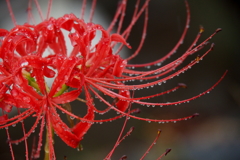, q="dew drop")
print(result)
[21,62,29,67]
[145,66,151,69]
[12,90,18,97]
[23,97,31,103]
